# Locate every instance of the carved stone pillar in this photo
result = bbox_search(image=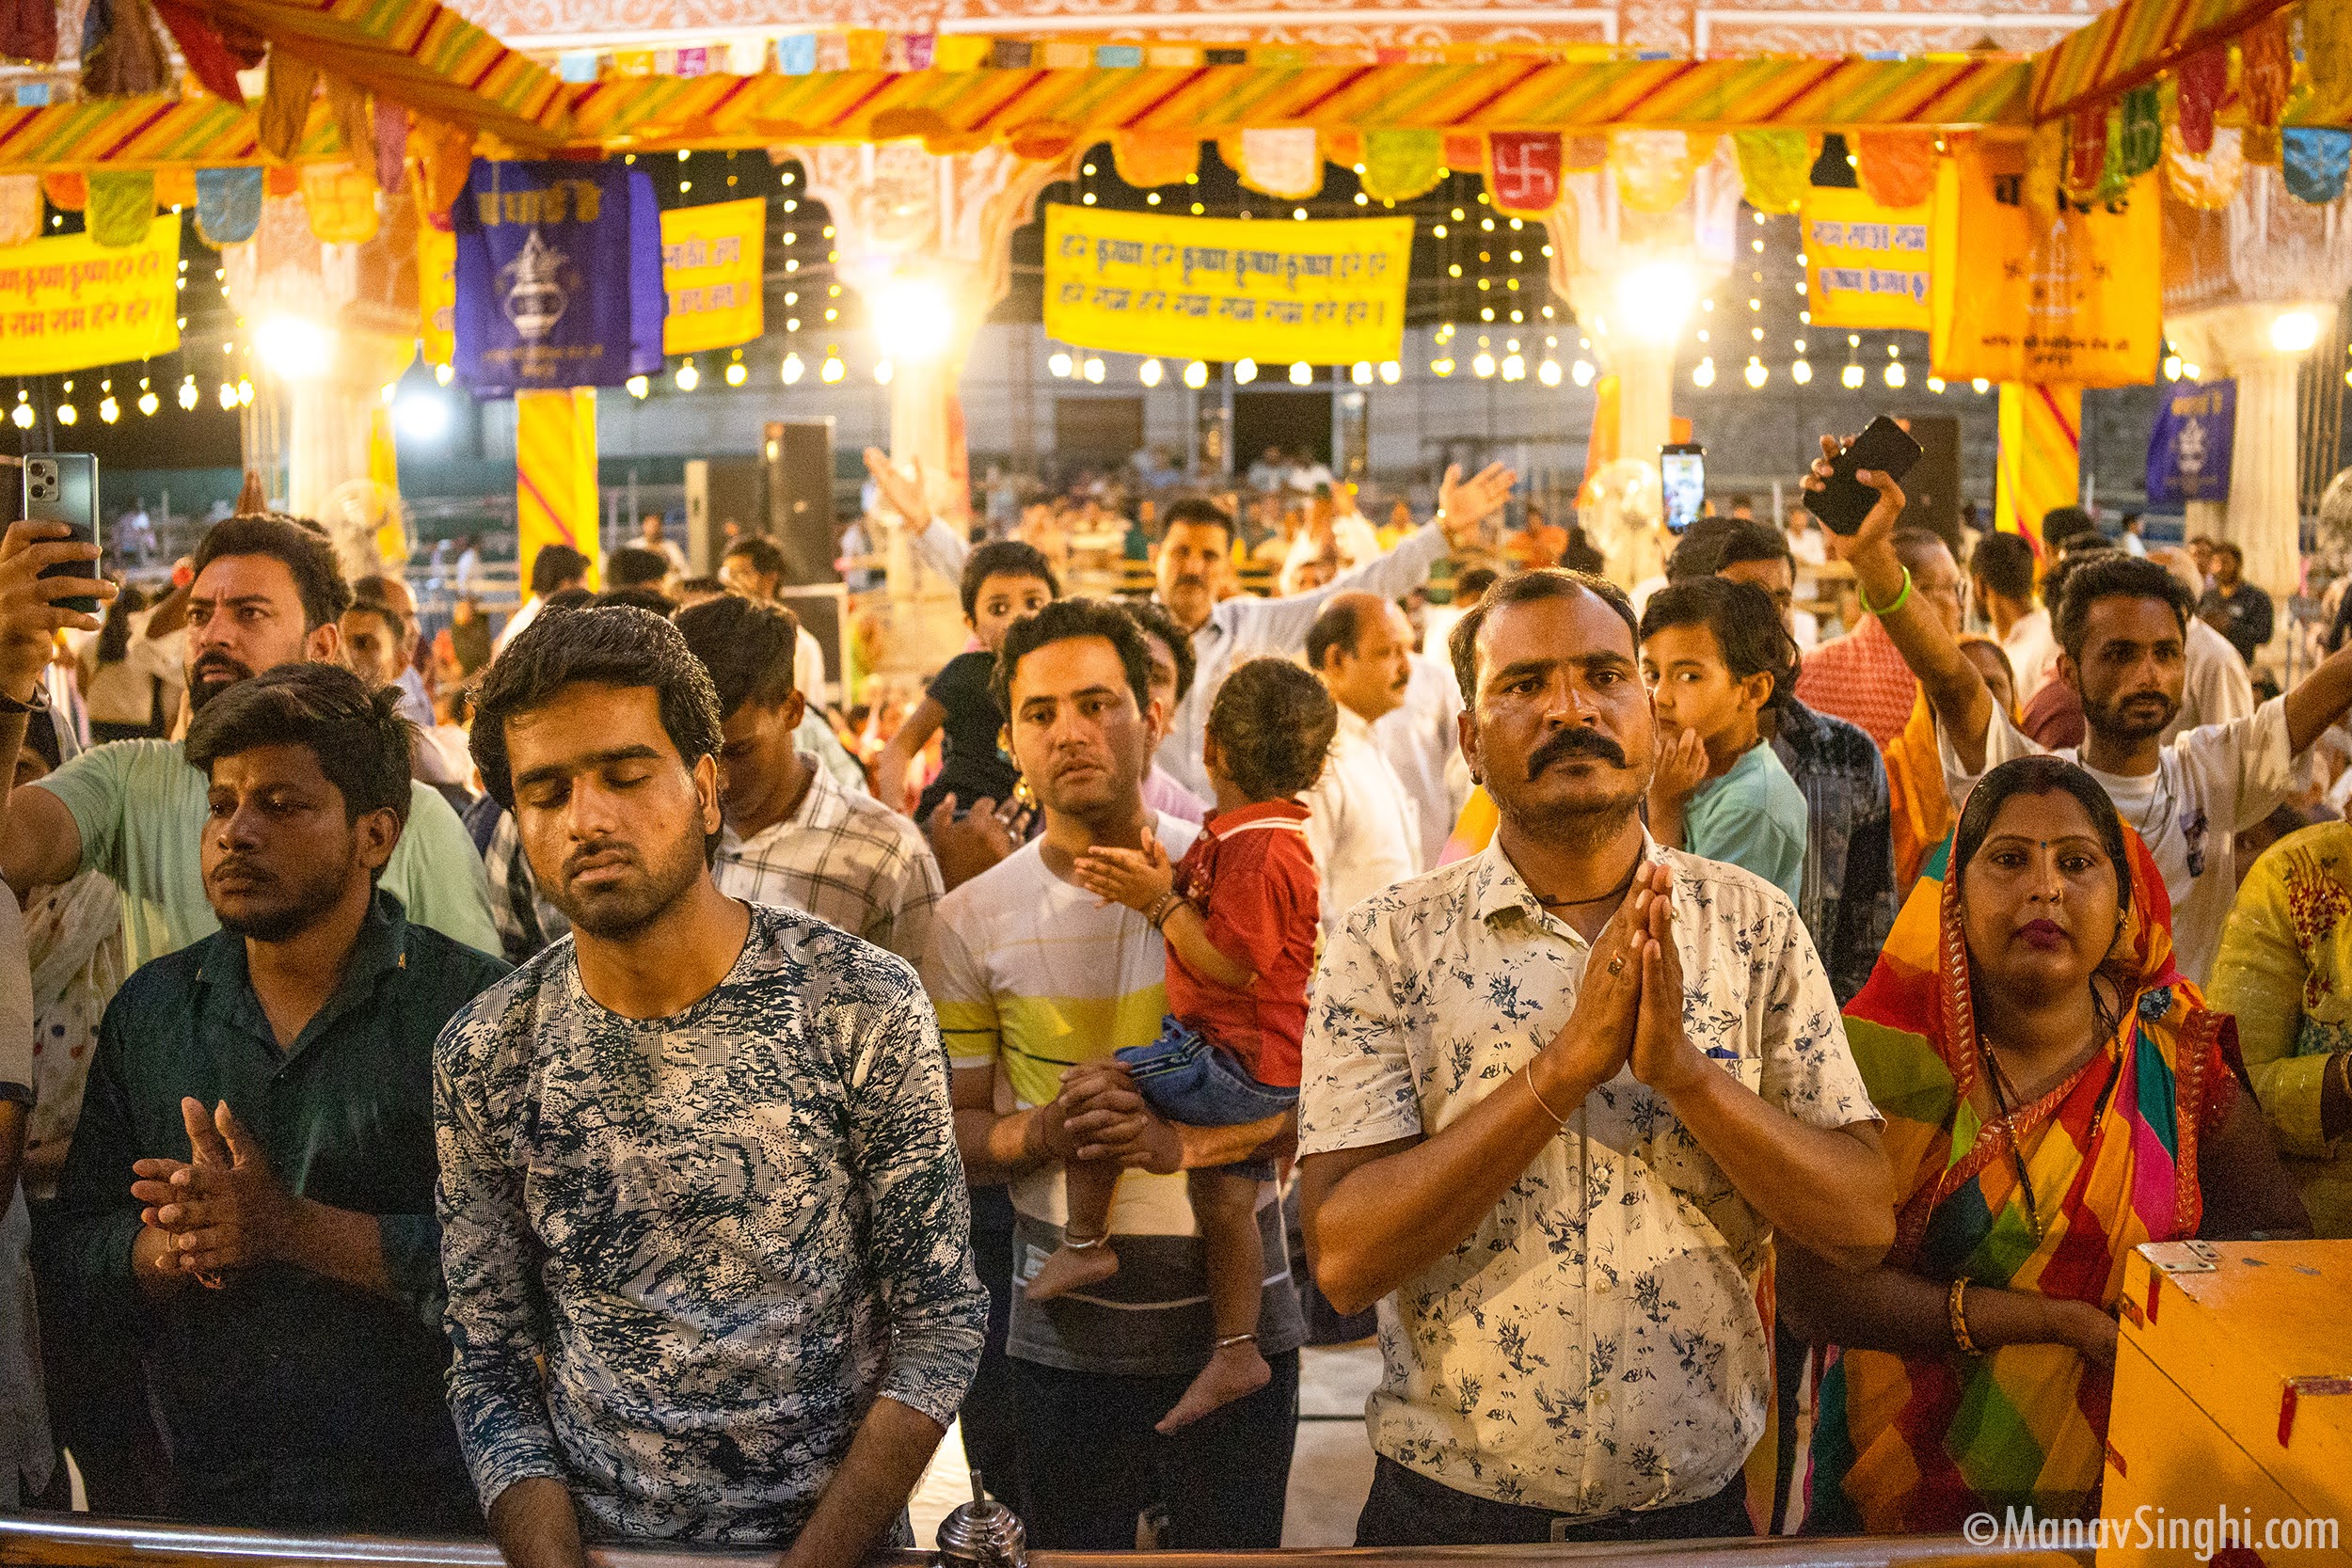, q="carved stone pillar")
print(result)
[223,189,421,531]
[795,142,1074,528]
[2163,167,2352,606]
[1545,140,1740,472]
